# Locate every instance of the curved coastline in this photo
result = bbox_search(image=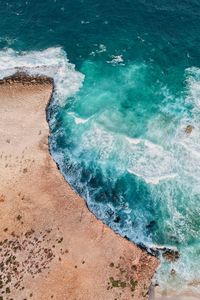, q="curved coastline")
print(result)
[0,73,158,299]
